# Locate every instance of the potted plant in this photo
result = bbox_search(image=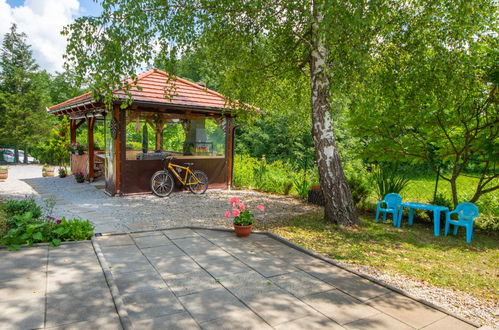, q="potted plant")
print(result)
[0,167,8,180]
[74,171,85,183]
[224,197,265,237]
[42,164,55,177]
[68,143,84,155]
[58,167,67,178]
